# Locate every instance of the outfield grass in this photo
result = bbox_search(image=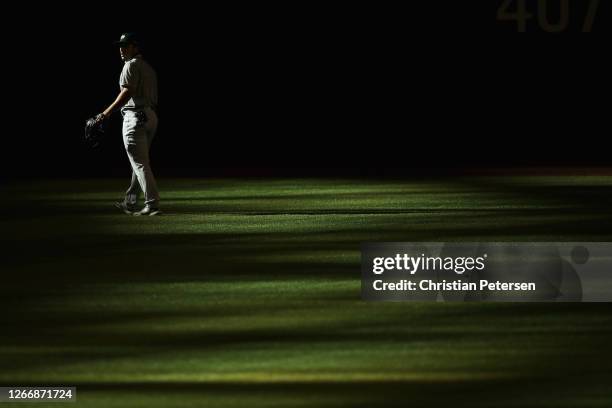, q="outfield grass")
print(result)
[2,177,612,407]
